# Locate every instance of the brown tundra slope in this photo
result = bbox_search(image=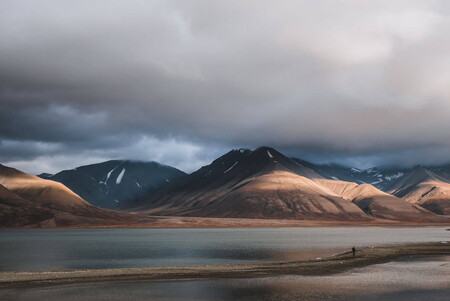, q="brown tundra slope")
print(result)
[388,166,450,215]
[317,179,443,222]
[0,164,153,227]
[138,147,448,222]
